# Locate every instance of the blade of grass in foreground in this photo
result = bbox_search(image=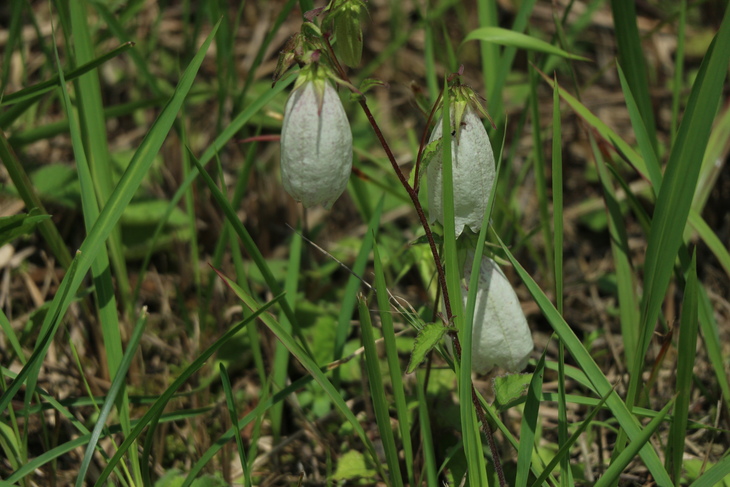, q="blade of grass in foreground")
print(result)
[609,0,658,152]
[76,309,147,487]
[53,26,138,484]
[0,20,221,421]
[93,291,283,486]
[373,242,414,486]
[358,294,404,487]
[223,273,387,482]
[666,252,698,483]
[493,230,673,486]
[188,148,310,357]
[551,78,573,487]
[628,3,730,409]
[219,363,252,487]
[439,81,487,487]
[514,351,546,487]
[0,41,135,108]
